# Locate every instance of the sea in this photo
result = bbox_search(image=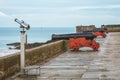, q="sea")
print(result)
[0,27,75,57]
